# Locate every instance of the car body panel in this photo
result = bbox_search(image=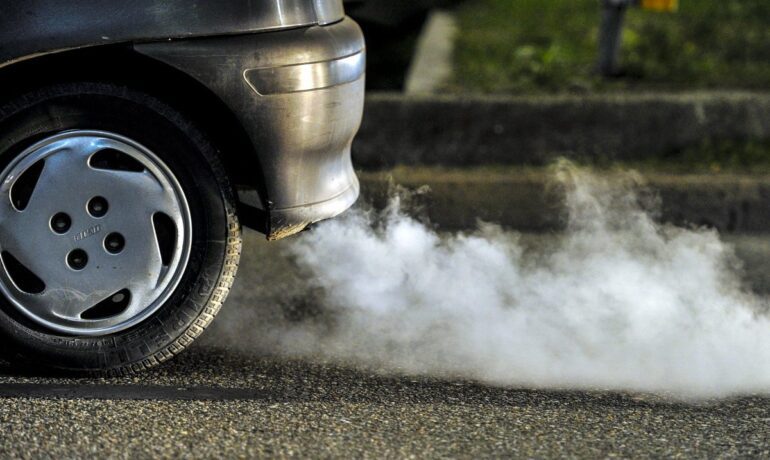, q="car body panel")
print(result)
[0,0,364,240]
[135,18,365,239]
[0,0,345,68]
